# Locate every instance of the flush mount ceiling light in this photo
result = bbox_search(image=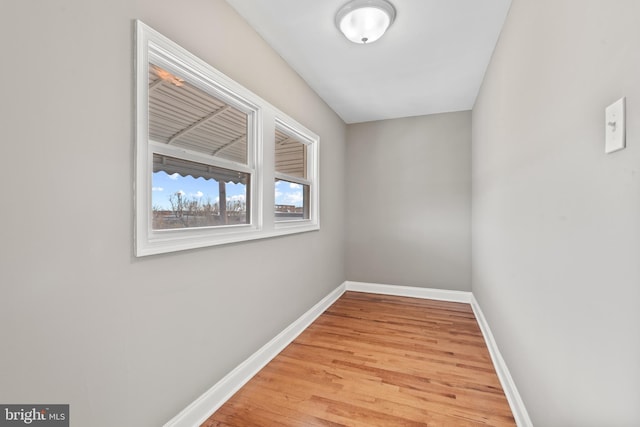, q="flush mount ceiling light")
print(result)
[335,0,396,44]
